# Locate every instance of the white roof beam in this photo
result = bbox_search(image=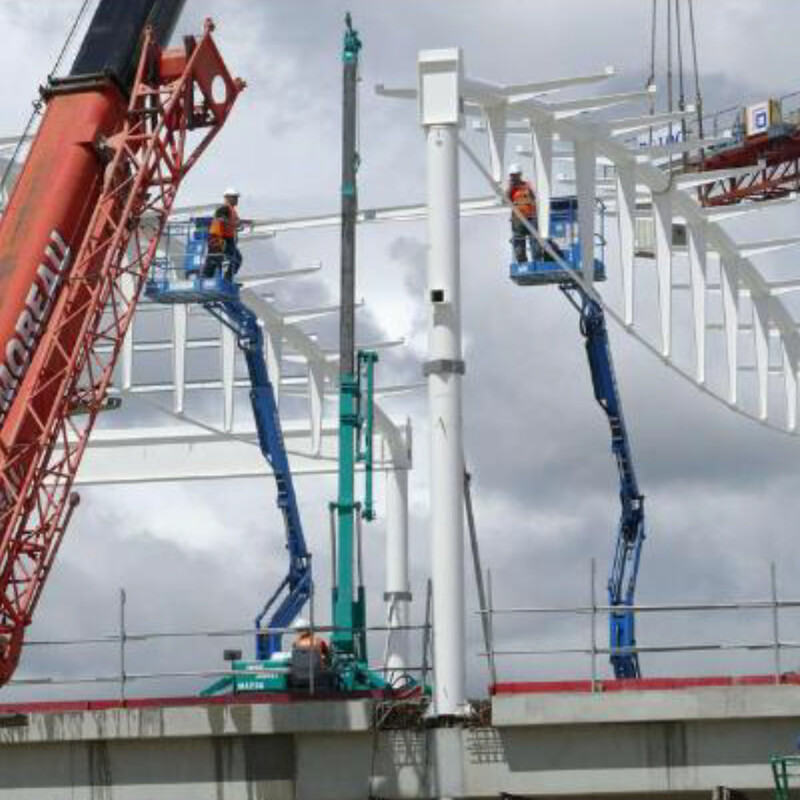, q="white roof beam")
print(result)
[172,304,187,414]
[608,108,695,136]
[221,323,236,432]
[752,295,772,419]
[652,191,673,356]
[616,165,636,325]
[768,284,800,296]
[720,257,741,404]
[687,222,708,383]
[535,87,655,116]
[633,136,730,161]
[374,84,417,100]
[738,236,800,258]
[495,66,615,98]
[782,343,798,431]
[239,264,322,288]
[283,301,363,325]
[532,119,554,238]
[675,162,766,190]
[485,105,508,184]
[74,421,403,484]
[701,193,799,221]
[575,140,597,288]
[319,338,407,358]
